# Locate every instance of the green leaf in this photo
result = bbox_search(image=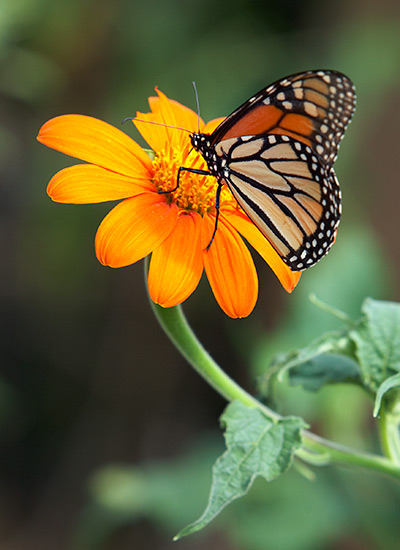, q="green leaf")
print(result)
[373,373,400,417]
[280,328,355,373]
[259,298,400,401]
[351,299,400,391]
[289,353,361,392]
[175,401,304,539]
[257,326,361,399]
